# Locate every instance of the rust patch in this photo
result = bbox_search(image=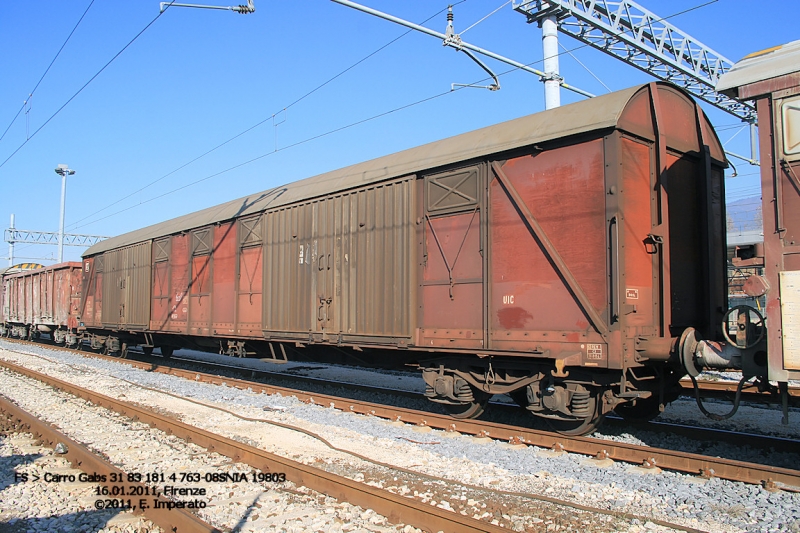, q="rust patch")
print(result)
[497,307,533,329]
